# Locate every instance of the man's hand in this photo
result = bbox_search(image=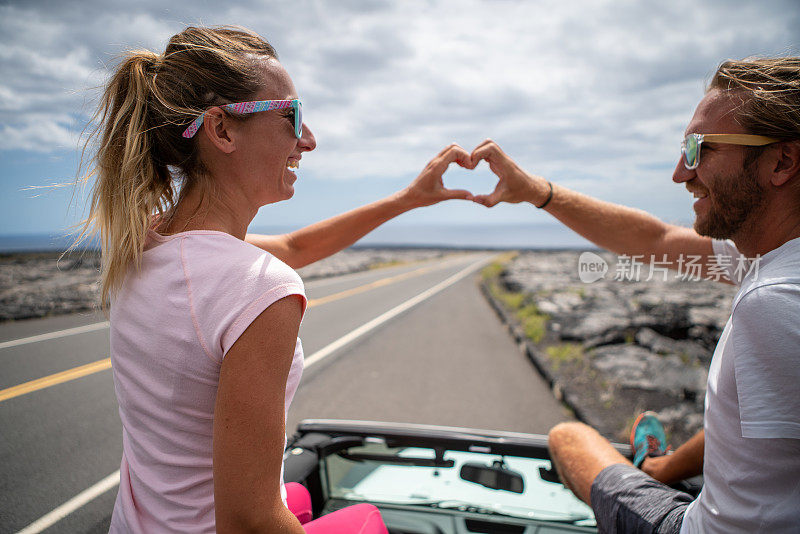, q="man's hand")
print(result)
[640,454,672,484]
[640,430,704,485]
[398,143,476,209]
[470,139,550,207]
